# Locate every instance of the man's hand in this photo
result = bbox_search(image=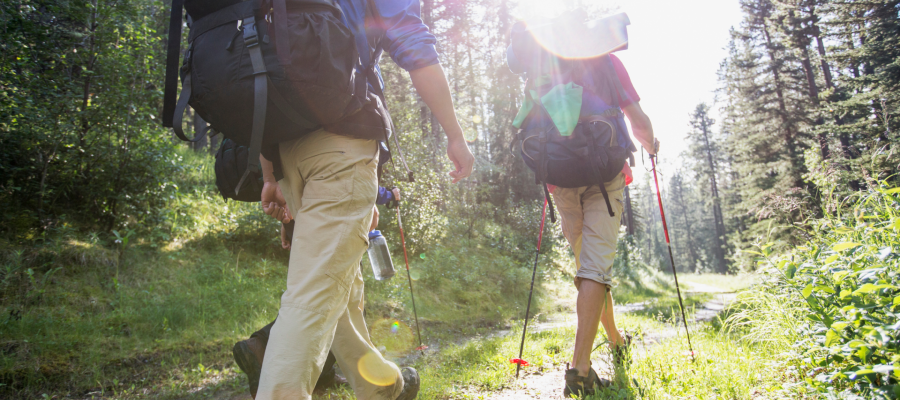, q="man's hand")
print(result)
[447,138,474,183]
[391,187,401,202]
[261,181,293,224]
[369,205,379,232]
